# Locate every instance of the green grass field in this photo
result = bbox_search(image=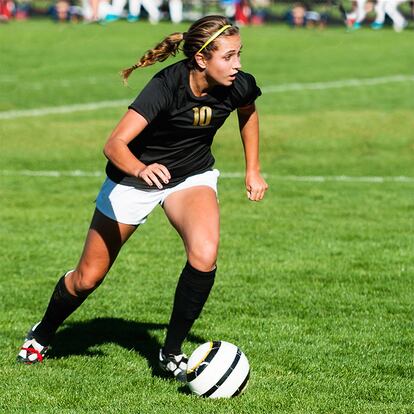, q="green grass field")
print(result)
[1,20,413,413]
